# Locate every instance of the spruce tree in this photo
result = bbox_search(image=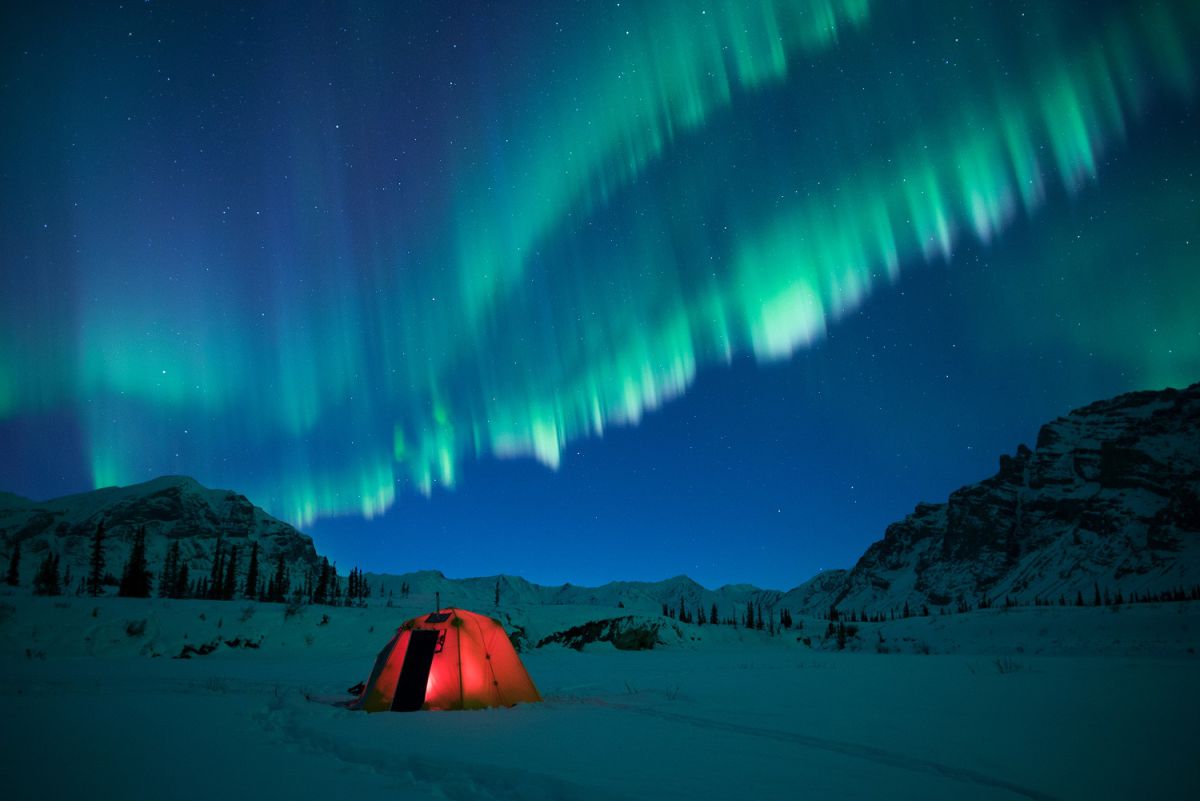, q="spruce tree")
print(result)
[313,557,331,605]
[710,602,719,626]
[176,562,190,599]
[208,535,225,600]
[119,526,151,597]
[494,578,500,607]
[268,552,287,602]
[87,520,107,597]
[244,542,260,600]
[159,539,179,598]
[222,545,239,600]
[33,551,61,596]
[5,541,20,586]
